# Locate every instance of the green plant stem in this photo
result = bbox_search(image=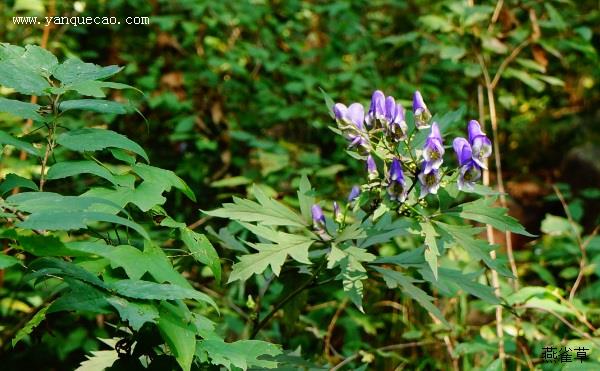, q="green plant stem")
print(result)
[250,258,327,339]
